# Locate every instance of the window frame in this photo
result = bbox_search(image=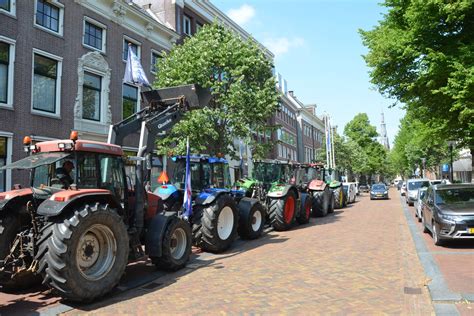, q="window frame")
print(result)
[82,71,102,122]
[150,49,161,74]
[0,0,15,17]
[0,36,15,109]
[122,36,141,62]
[31,48,62,118]
[183,14,192,36]
[34,0,64,37]
[0,131,12,192]
[121,83,140,120]
[83,16,107,53]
